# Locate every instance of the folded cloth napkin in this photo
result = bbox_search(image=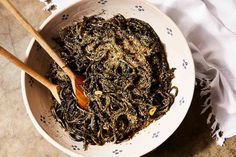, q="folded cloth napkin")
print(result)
[40,0,236,145]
